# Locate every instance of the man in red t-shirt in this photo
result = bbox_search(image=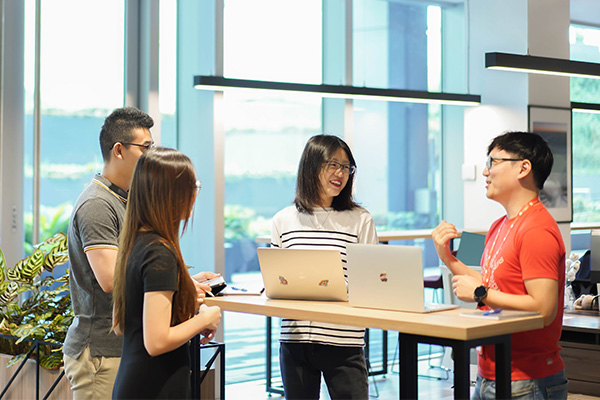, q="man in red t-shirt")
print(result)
[433,131,568,399]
